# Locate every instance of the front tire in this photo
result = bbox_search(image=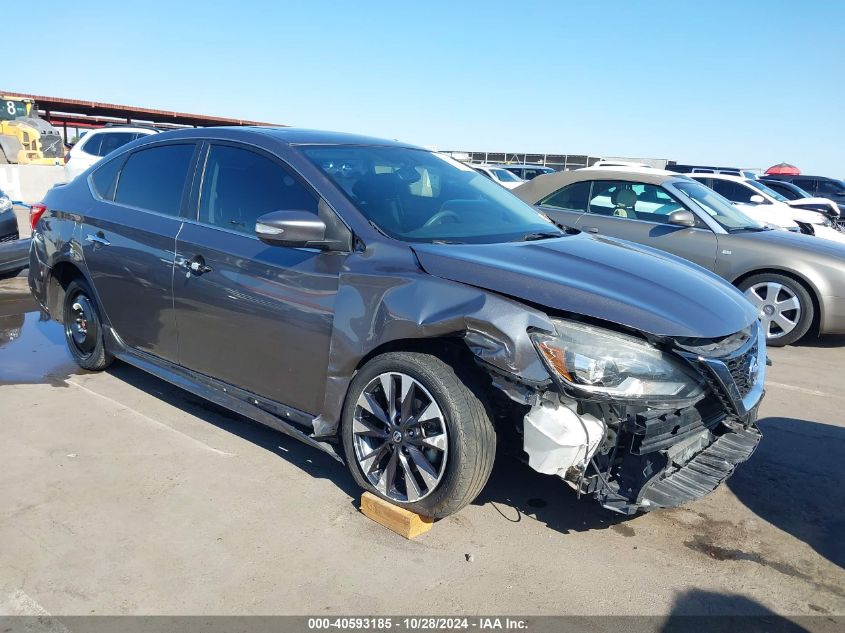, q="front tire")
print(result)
[63,278,113,371]
[738,273,814,346]
[342,351,496,518]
